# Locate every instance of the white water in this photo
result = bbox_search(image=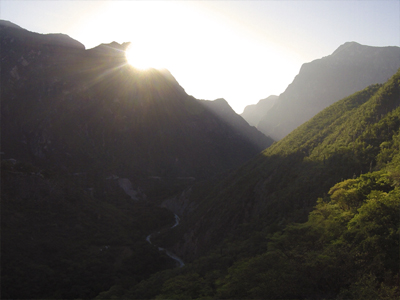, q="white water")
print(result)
[171,214,180,228]
[146,234,152,244]
[146,213,185,267]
